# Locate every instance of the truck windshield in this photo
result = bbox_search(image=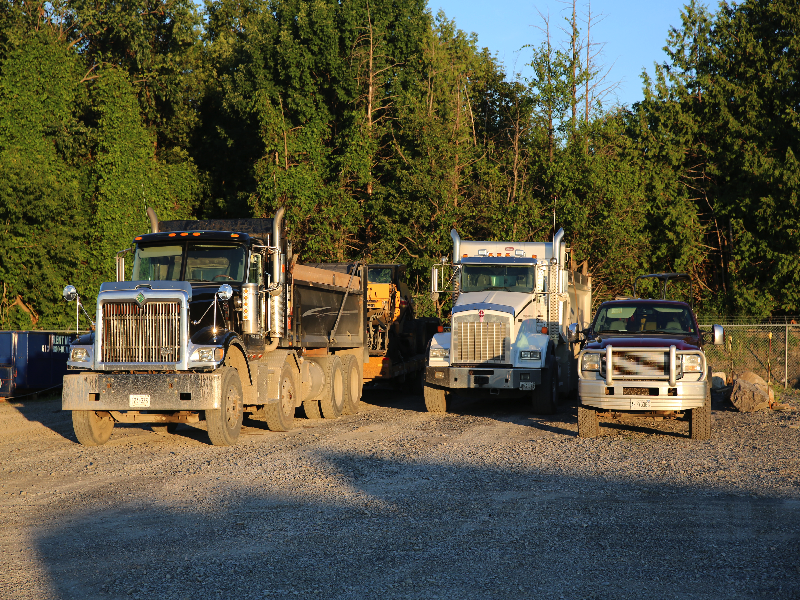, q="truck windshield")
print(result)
[461,265,537,293]
[593,304,697,335]
[132,243,247,283]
